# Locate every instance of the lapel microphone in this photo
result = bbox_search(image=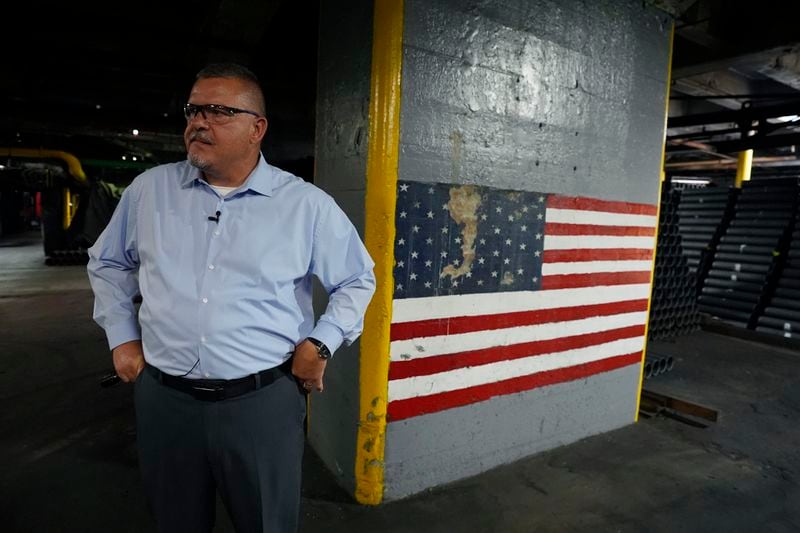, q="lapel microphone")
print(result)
[208,210,221,223]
